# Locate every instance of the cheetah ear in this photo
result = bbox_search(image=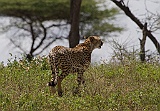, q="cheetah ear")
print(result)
[83,36,87,39]
[89,36,95,42]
